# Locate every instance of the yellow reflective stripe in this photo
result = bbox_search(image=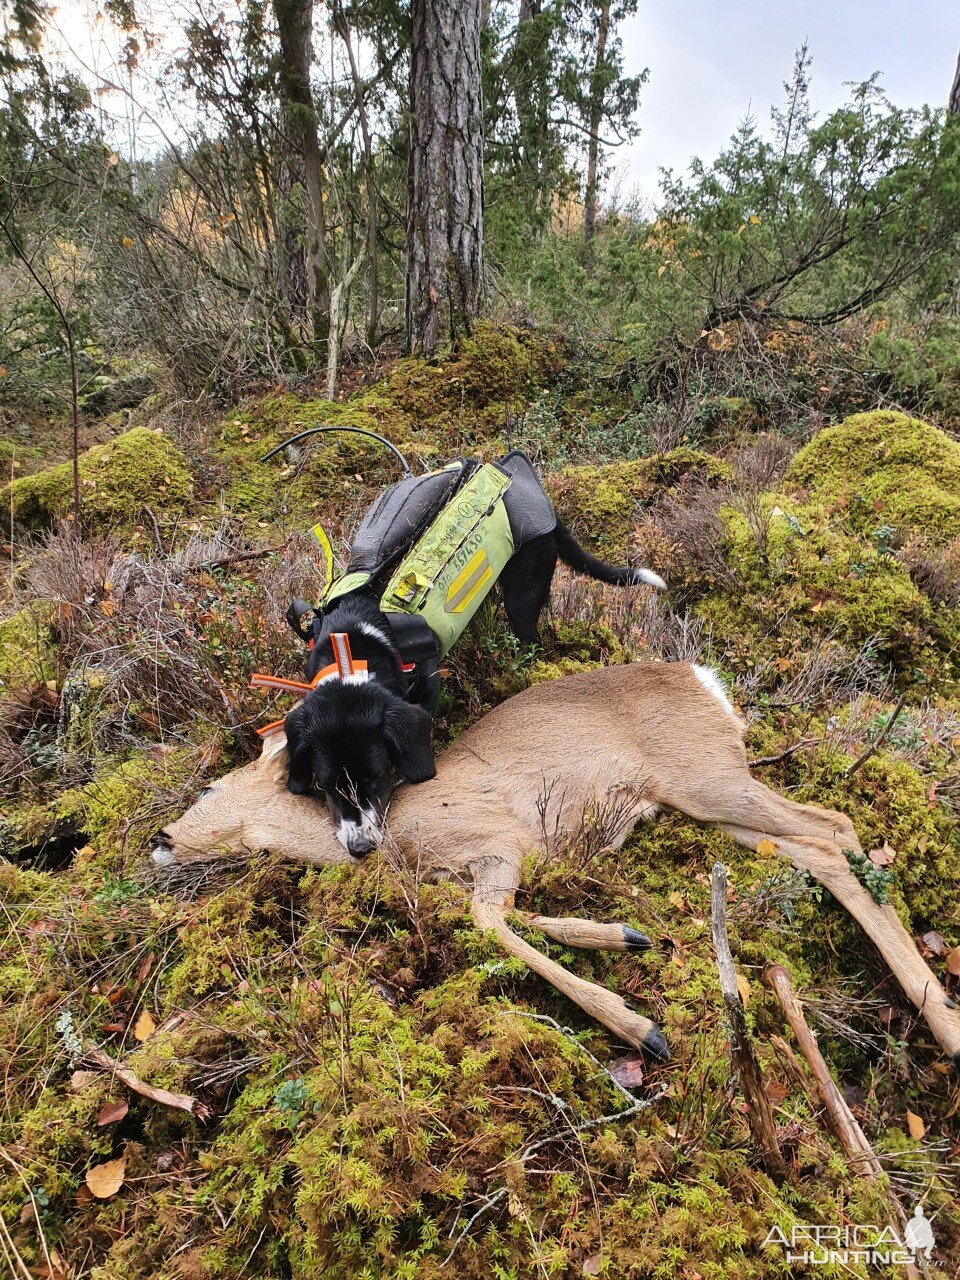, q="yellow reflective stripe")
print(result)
[445,547,487,600]
[446,563,493,613]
